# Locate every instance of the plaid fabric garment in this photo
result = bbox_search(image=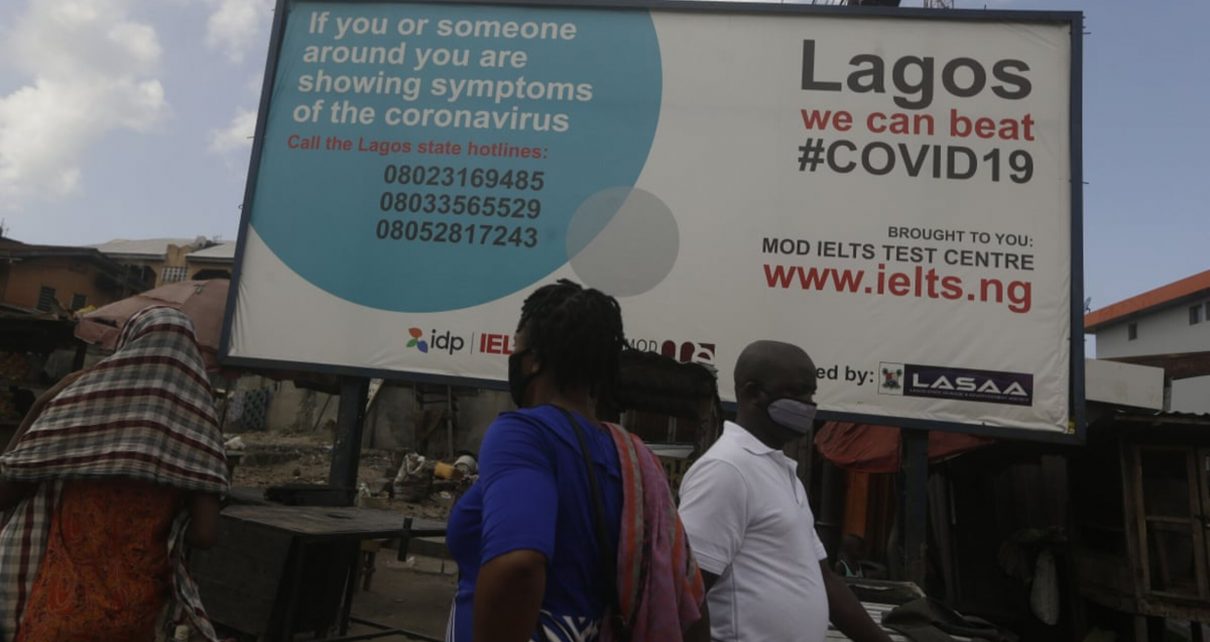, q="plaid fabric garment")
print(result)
[0,482,59,637]
[0,307,229,641]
